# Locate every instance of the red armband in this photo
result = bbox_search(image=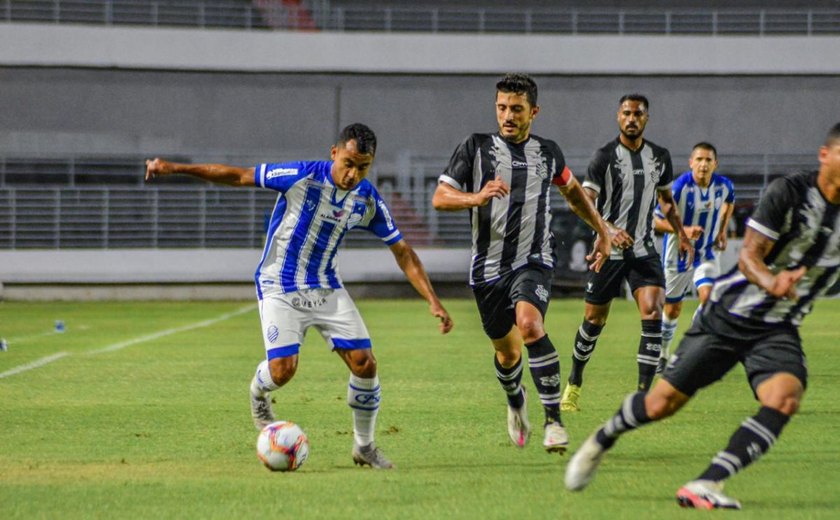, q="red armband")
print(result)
[551,166,574,187]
